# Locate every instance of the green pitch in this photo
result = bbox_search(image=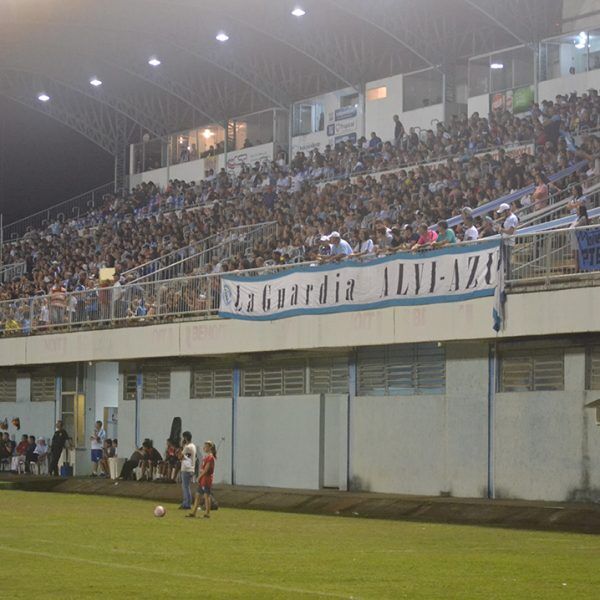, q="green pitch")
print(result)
[0,491,598,599]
